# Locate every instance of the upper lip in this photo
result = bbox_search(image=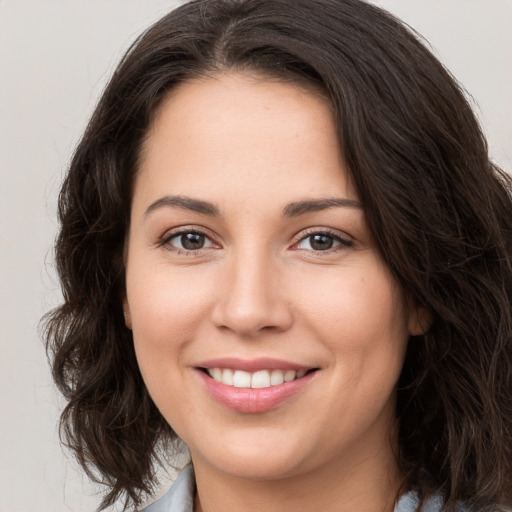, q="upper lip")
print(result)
[194,357,315,373]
